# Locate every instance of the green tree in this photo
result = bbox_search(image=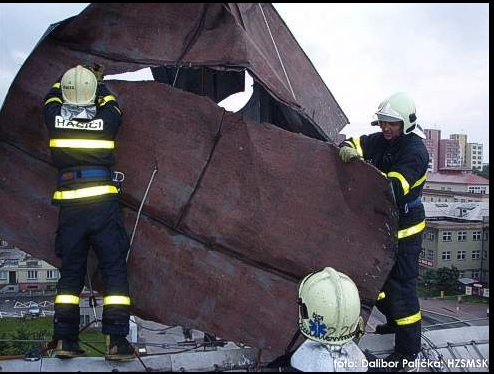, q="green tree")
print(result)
[435,266,460,294]
[419,269,438,294]
[473,164,489,179]
[0,320,50,355]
